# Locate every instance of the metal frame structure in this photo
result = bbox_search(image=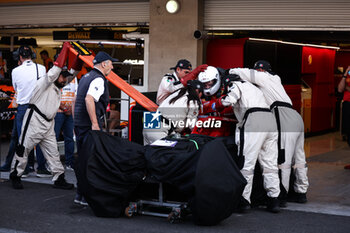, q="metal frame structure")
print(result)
[125,183,189,223]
